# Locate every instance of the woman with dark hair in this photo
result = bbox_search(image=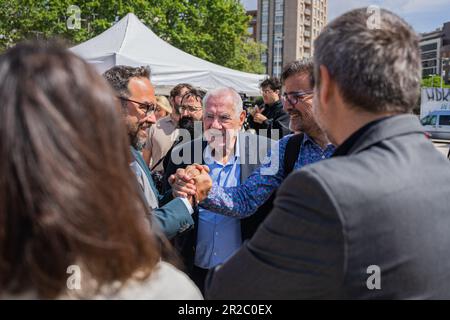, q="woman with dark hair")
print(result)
[0,40,202,299]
